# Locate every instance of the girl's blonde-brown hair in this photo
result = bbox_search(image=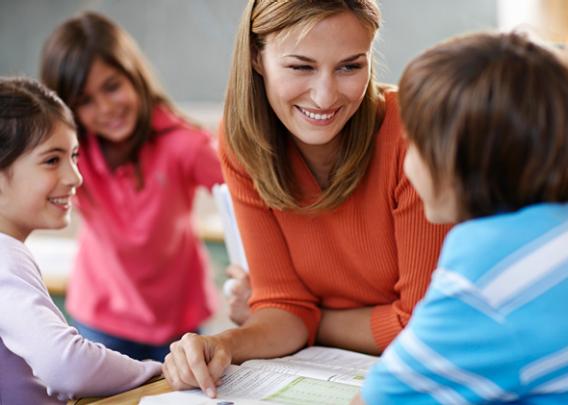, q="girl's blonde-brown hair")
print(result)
[224,0,384,212]
[40,11,173,165]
